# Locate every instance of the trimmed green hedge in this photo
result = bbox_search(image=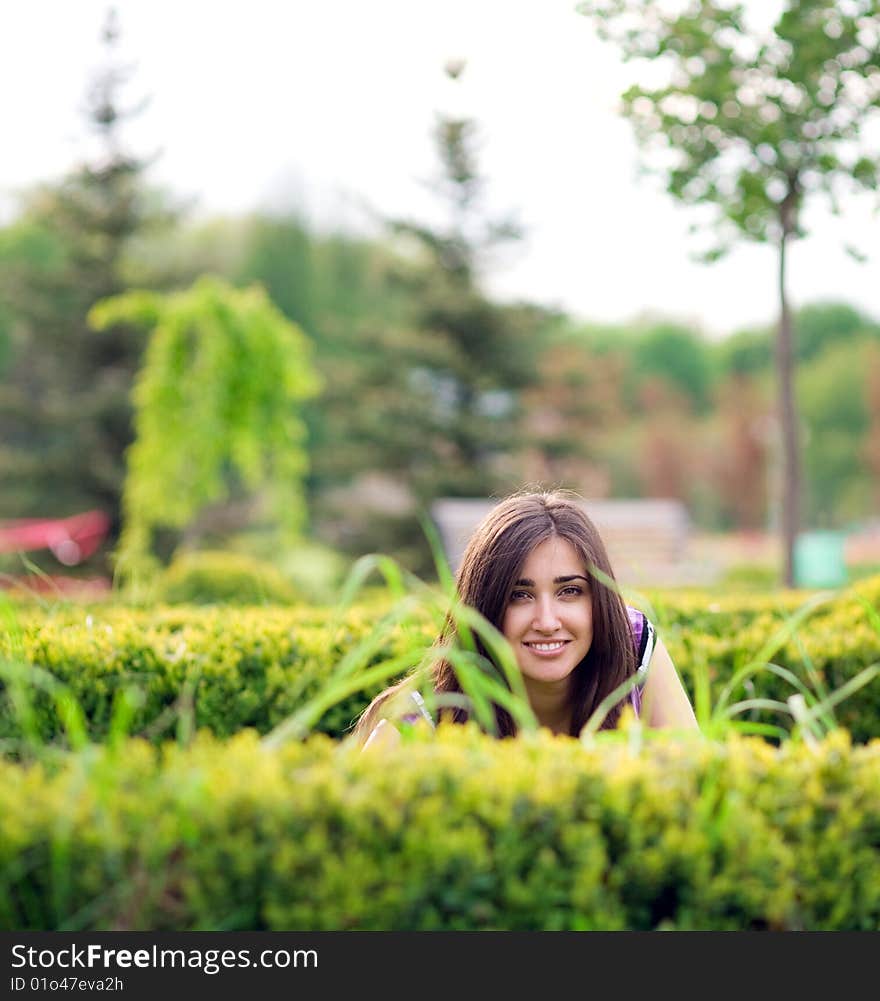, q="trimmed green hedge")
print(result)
[0,604,420,747]
[159,550,302,606]
[660,576,880,743]
[1,726,878,930]
[1,577,879,746]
